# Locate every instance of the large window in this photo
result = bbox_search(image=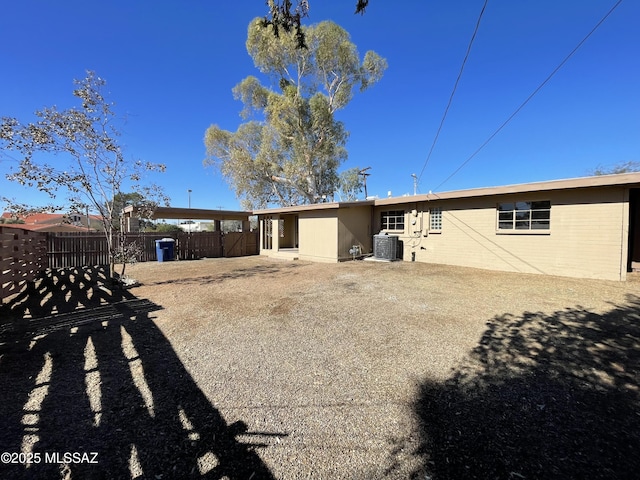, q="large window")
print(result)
[497,201,550,231]
[381,210,405,231]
